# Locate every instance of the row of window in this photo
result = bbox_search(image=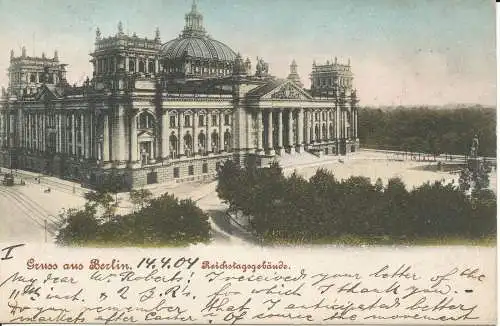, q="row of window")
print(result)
[137,112,231,129]
[172,162,210,178]
[169,114,231,128]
